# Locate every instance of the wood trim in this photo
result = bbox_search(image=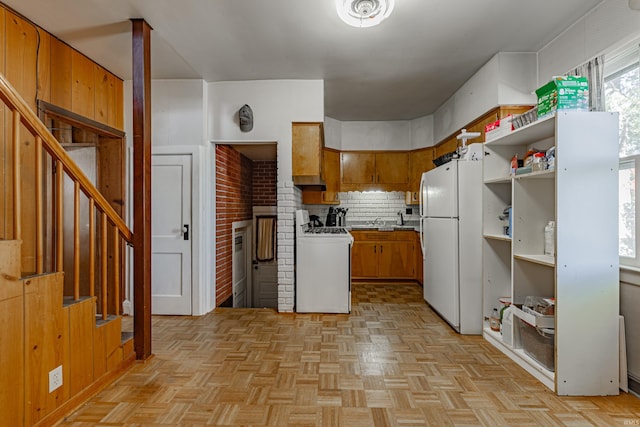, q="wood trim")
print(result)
[73,181,80,300]
[131,18,153,360]
[89,199,95,298]
[101,212,108,320]
[36,136,44,274]
[12,110,21,240]
[37,100,125,138]
[113,225,120,316]
[56,160,64,272]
